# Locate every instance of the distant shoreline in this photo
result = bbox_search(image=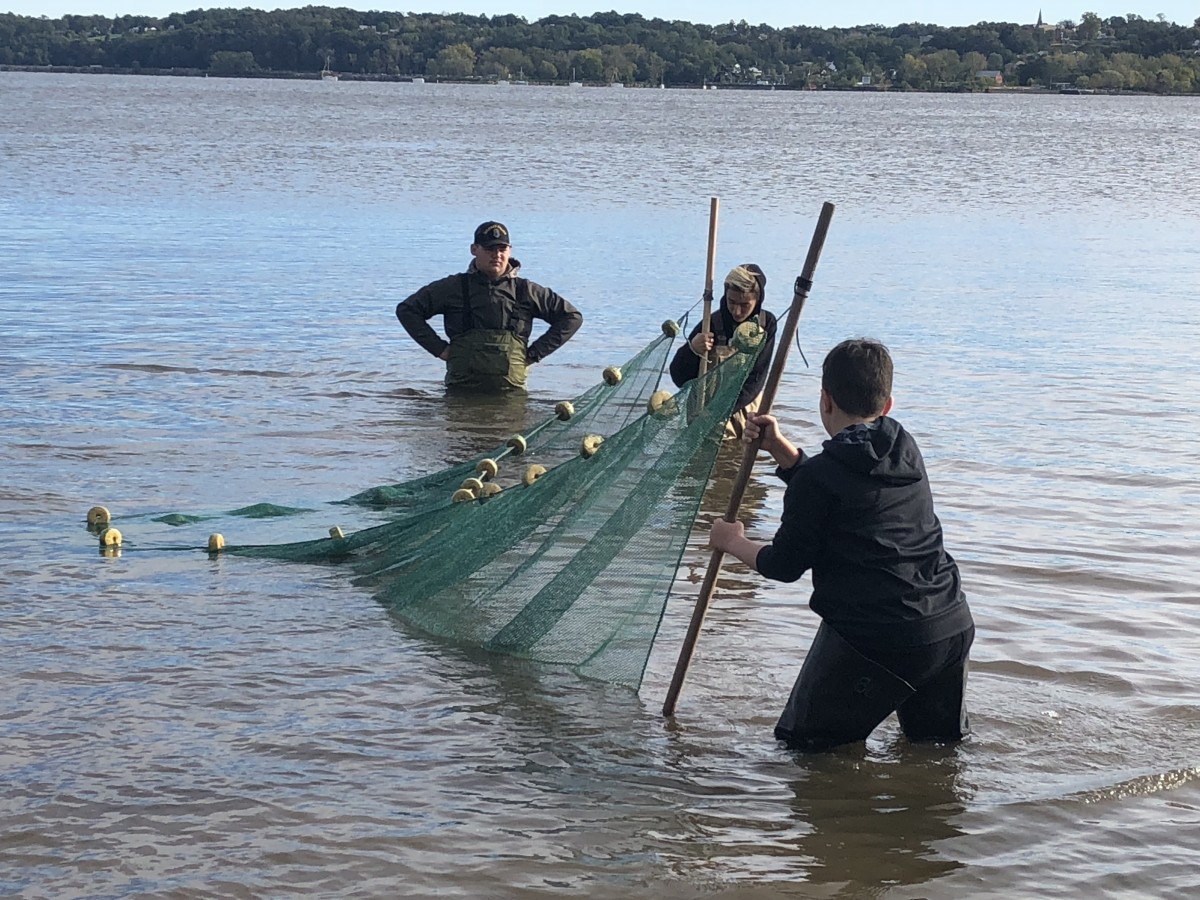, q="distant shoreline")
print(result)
[0,65,1158,96]
[5,10,1197,96]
